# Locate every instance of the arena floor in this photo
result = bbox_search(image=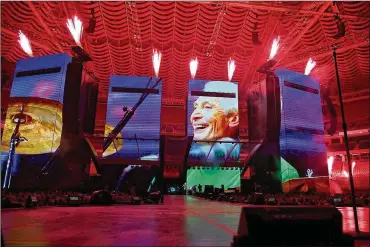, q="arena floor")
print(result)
[1,195,369,246]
